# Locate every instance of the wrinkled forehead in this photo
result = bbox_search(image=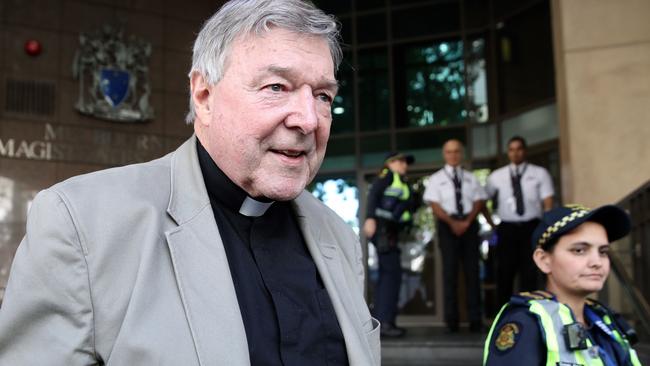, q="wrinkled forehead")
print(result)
[230,26,335,69]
